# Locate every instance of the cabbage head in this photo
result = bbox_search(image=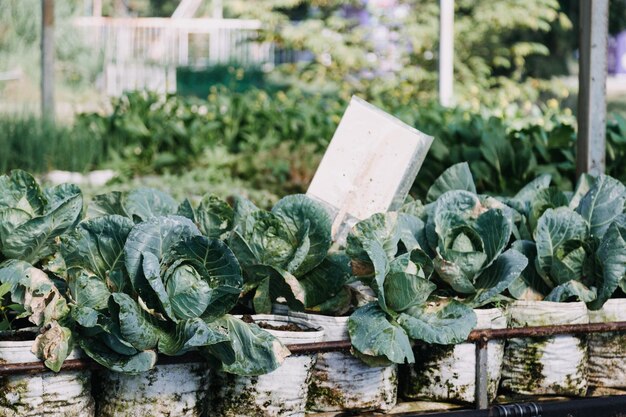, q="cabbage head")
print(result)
[226,195,349,314]
[346,212,477,366]
[504,174,626,309]
[62,214,287,374]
